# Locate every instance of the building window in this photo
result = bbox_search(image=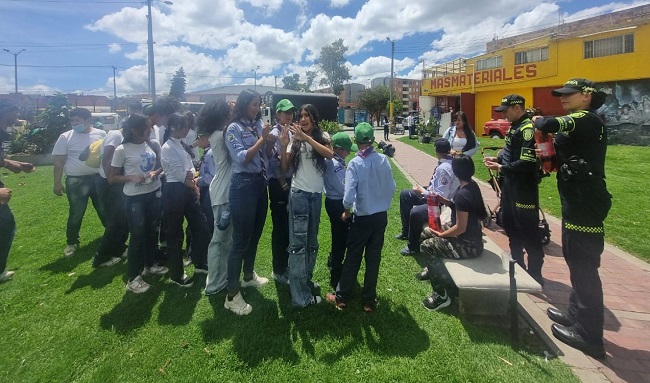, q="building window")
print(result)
[515,47,548,64]
[476,56,502,70]
[584,33,634,59]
